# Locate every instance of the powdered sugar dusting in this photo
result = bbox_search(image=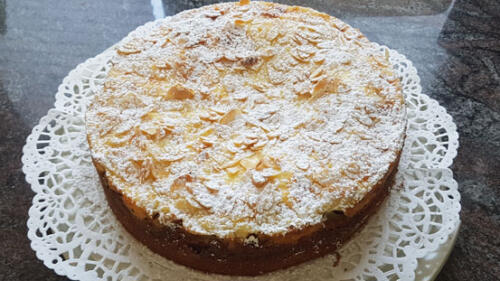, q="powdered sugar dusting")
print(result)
[86,2,406,238]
